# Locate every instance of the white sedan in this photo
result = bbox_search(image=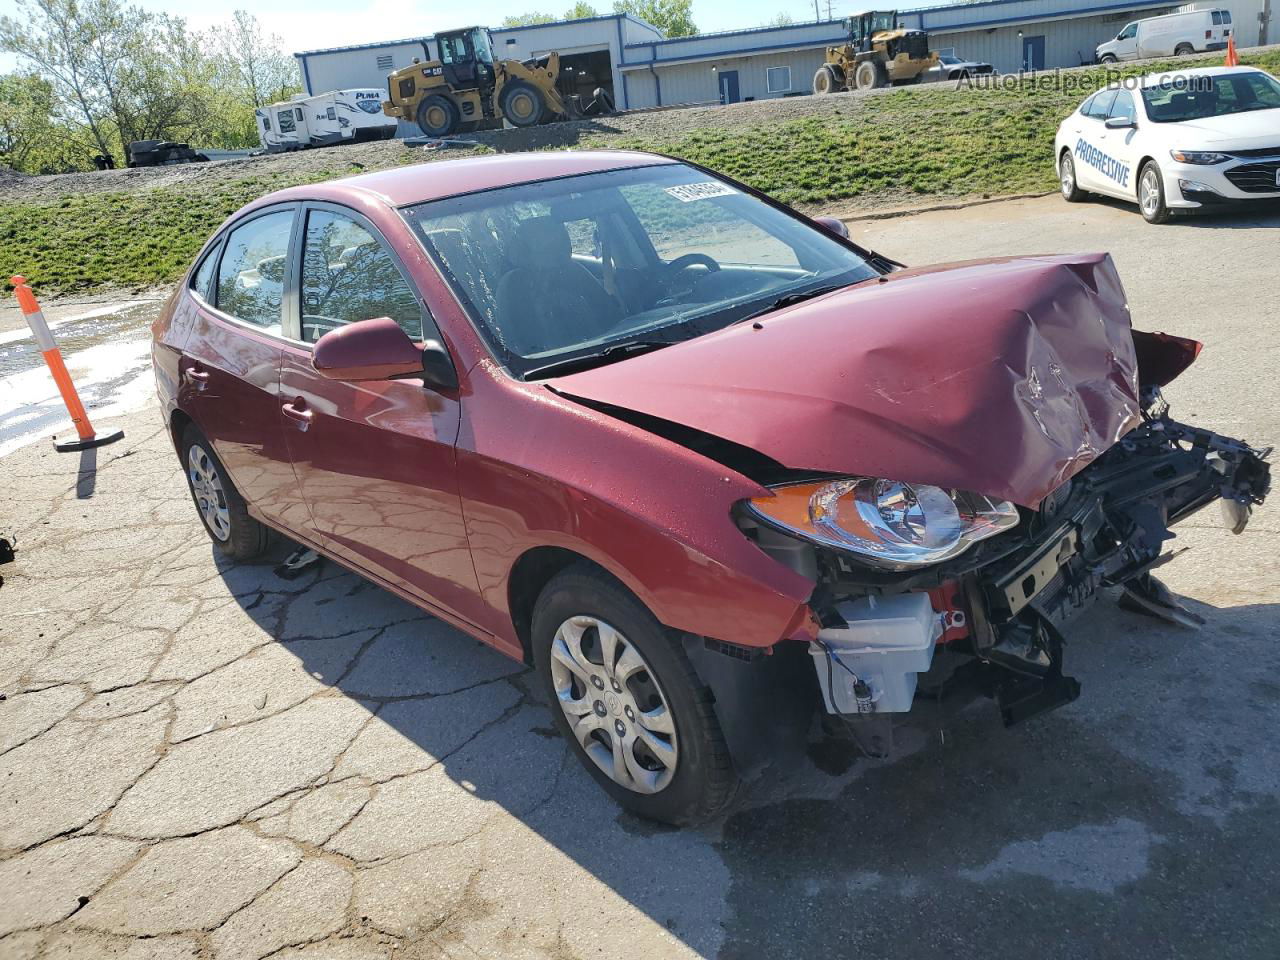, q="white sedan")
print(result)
[1054,66,1280,223]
